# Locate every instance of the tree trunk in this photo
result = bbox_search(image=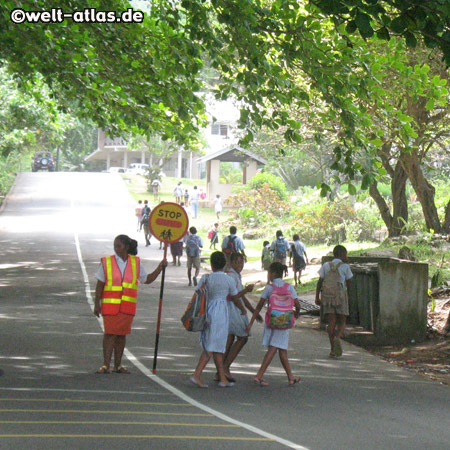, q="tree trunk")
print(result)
[390,162,409,236]
[401,151,442,233]
[443,200,450,234]
[369,162,408,238]
[369,181,393,232]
